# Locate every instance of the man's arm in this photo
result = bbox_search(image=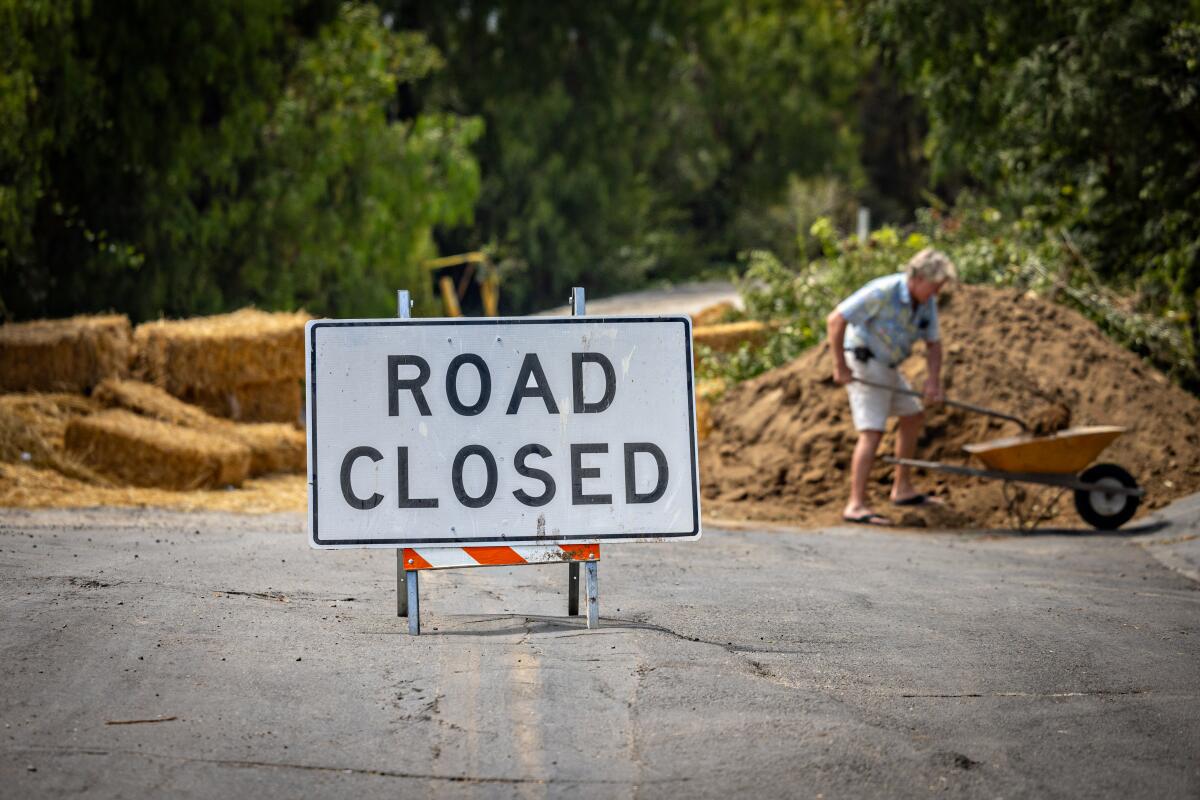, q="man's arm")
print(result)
[923,340,944,404]
[826,310,851,385]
